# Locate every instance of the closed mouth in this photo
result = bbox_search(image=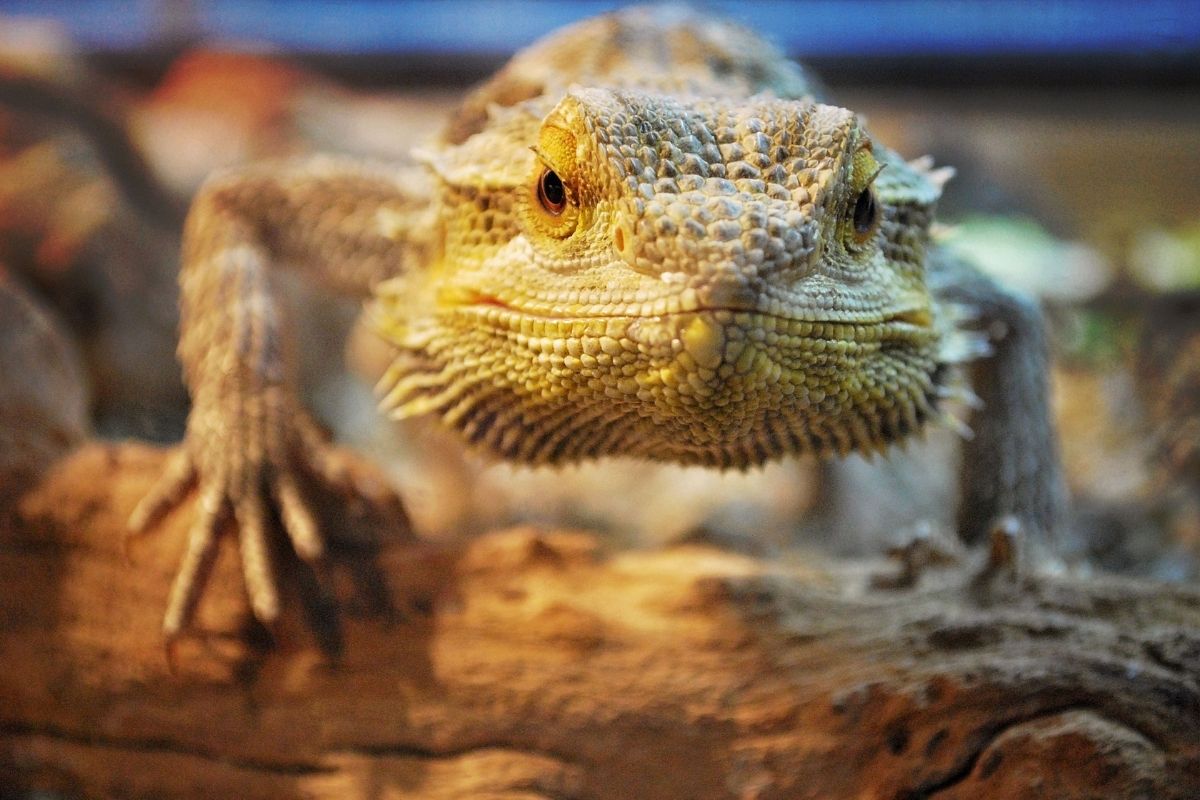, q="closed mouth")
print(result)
[440,288,933,330]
